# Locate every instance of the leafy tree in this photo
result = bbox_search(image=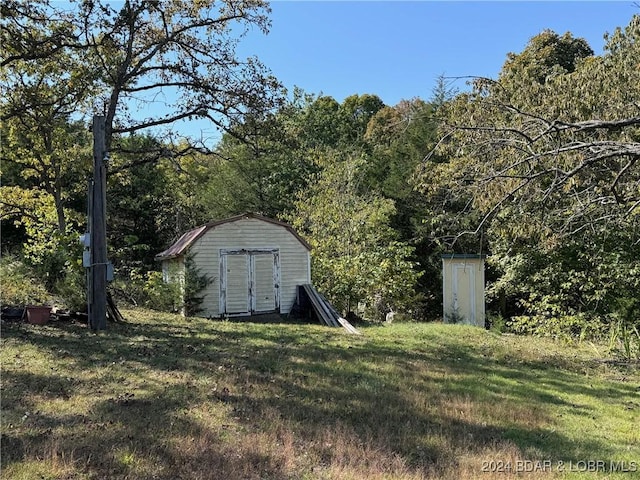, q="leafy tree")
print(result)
[0,117,91,235]
[1,0,284,216]
[72,0,284,153]
[106,135,181,272]
[499,30,593,85]
[421,17,640,324]
[426,21,639,236]
[1,0,285,284]
[183,254,214,316]
[210,105,317,218]
[186,91,384,223]
[294,94,342,149]
[287,154,421,320]
[1,0,94,237]
[337,93,385,146]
